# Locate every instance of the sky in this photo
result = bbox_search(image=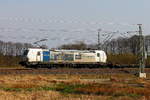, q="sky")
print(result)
[0,0,149,48]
